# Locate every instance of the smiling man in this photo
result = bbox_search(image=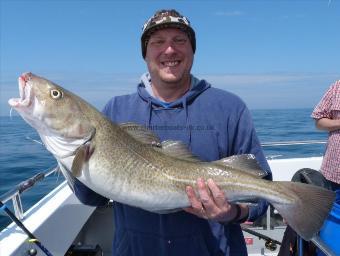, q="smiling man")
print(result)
[74,9,272,256]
